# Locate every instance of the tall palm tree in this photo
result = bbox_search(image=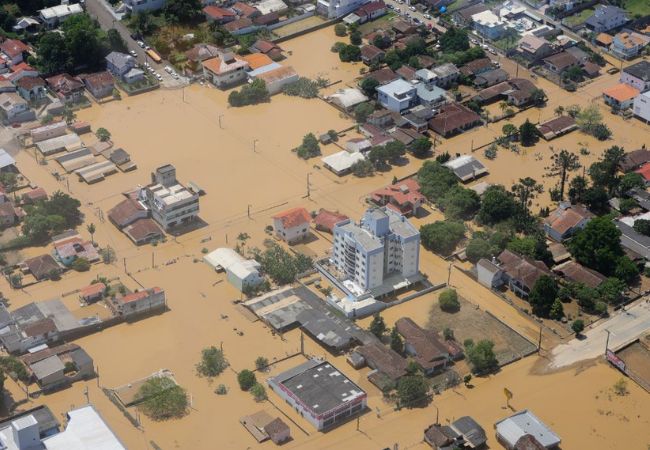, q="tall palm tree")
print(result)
[87,223,96,245]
